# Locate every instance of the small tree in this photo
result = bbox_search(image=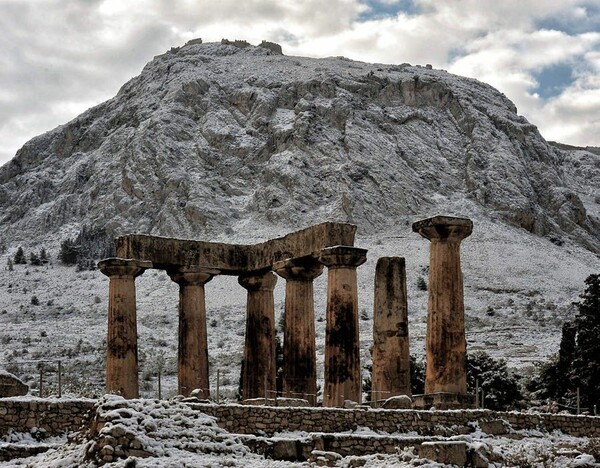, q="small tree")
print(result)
[7,258,13,271]
[410,355,426,395]
[14,246,26,264]
[570,274,600,410]
[29,252,42,266]
[40,248,49,264]
[530,274,600,411]
[59,239,80,265]
[467,351,523,410]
